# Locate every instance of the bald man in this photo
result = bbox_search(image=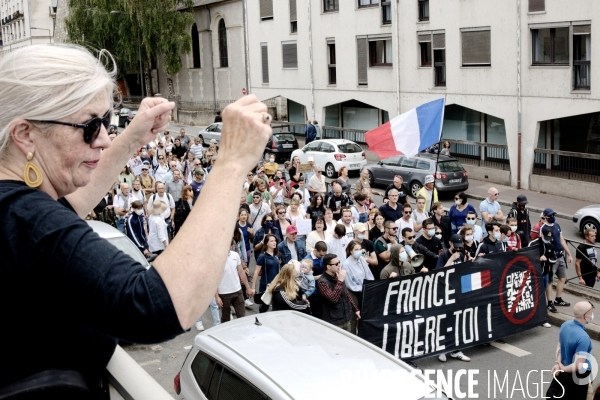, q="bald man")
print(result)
[114,182,136,234]
[546,301,593,399]
[480,187,504,237]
